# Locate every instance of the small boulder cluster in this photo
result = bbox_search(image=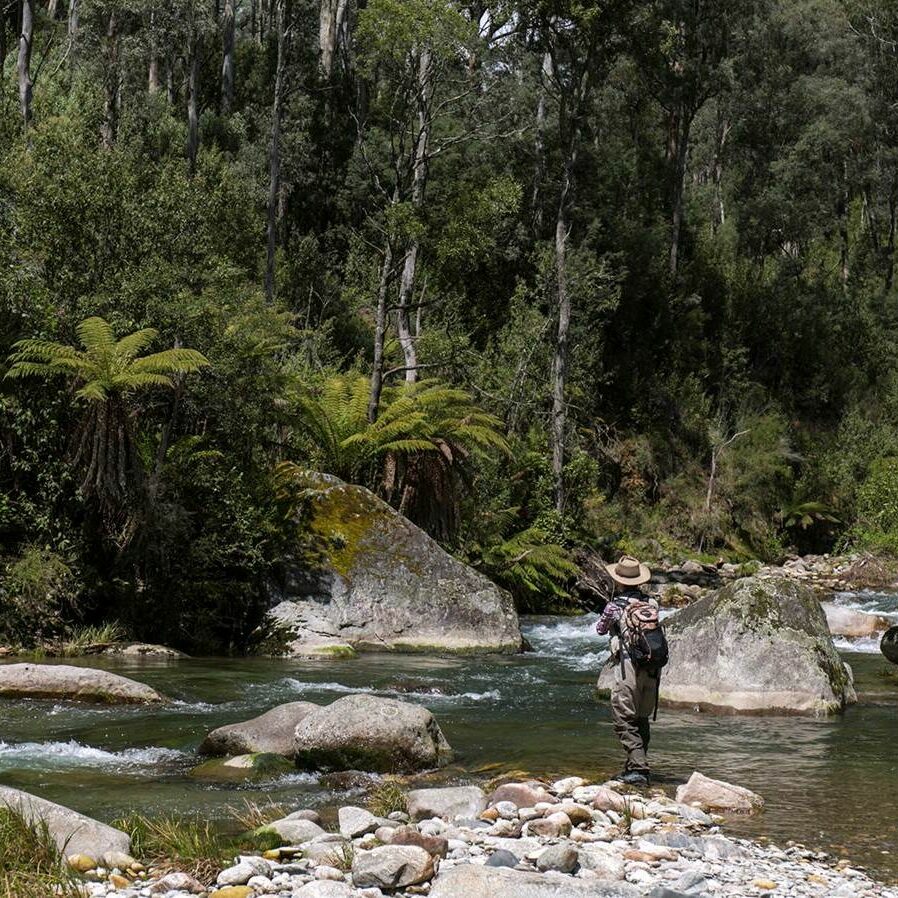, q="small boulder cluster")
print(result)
[86,772,897,898]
